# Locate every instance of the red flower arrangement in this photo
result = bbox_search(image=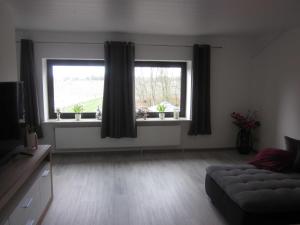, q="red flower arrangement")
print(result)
[231,111,261,130]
